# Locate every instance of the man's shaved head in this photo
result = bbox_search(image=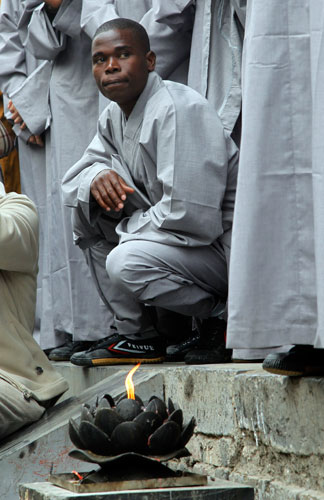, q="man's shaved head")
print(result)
[93,18,150,54]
